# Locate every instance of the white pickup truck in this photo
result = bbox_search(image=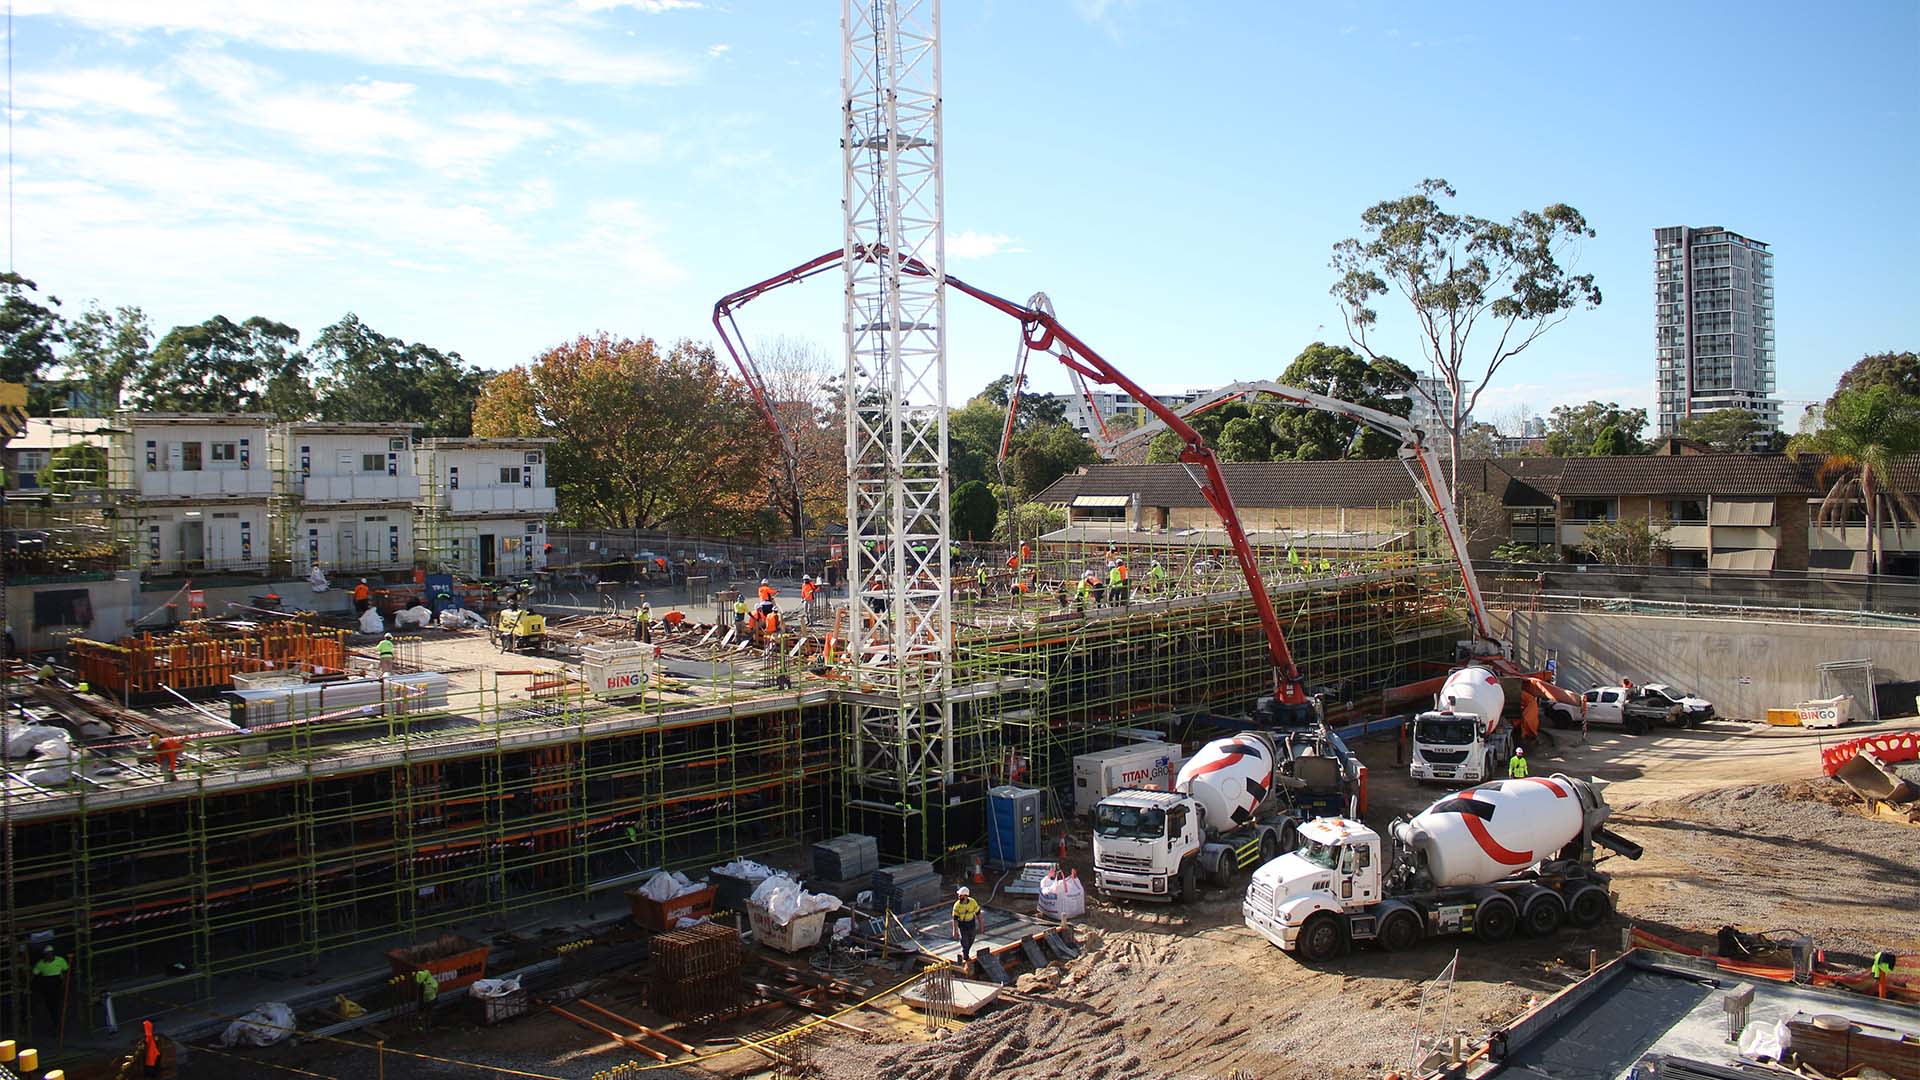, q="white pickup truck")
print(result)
[1551,684,1714,735]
